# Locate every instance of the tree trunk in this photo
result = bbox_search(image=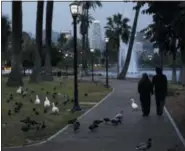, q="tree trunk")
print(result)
[81,34,86,76]
[29,1,44,83]
[43,1,54,81]
[116,45,119,75]
[172,52,177,84]
[180,45,185,86]
[117,3,141,79]
[160,50,164,70]
[82,8,89,76]
[6,1,23,87]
